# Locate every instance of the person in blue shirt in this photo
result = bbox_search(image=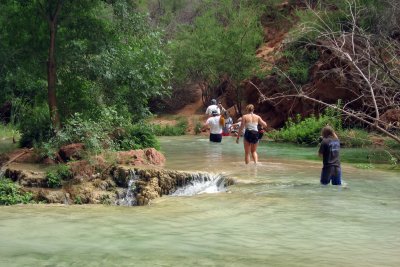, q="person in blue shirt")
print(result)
[318,126,342,185]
